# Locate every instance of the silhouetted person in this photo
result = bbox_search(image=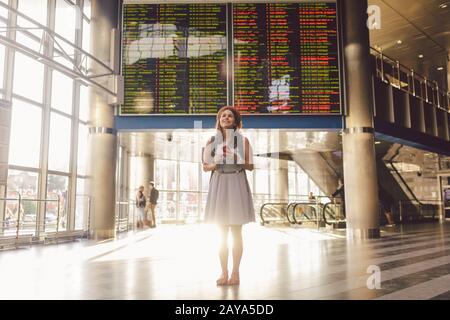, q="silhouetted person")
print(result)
[148,182,159,228]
